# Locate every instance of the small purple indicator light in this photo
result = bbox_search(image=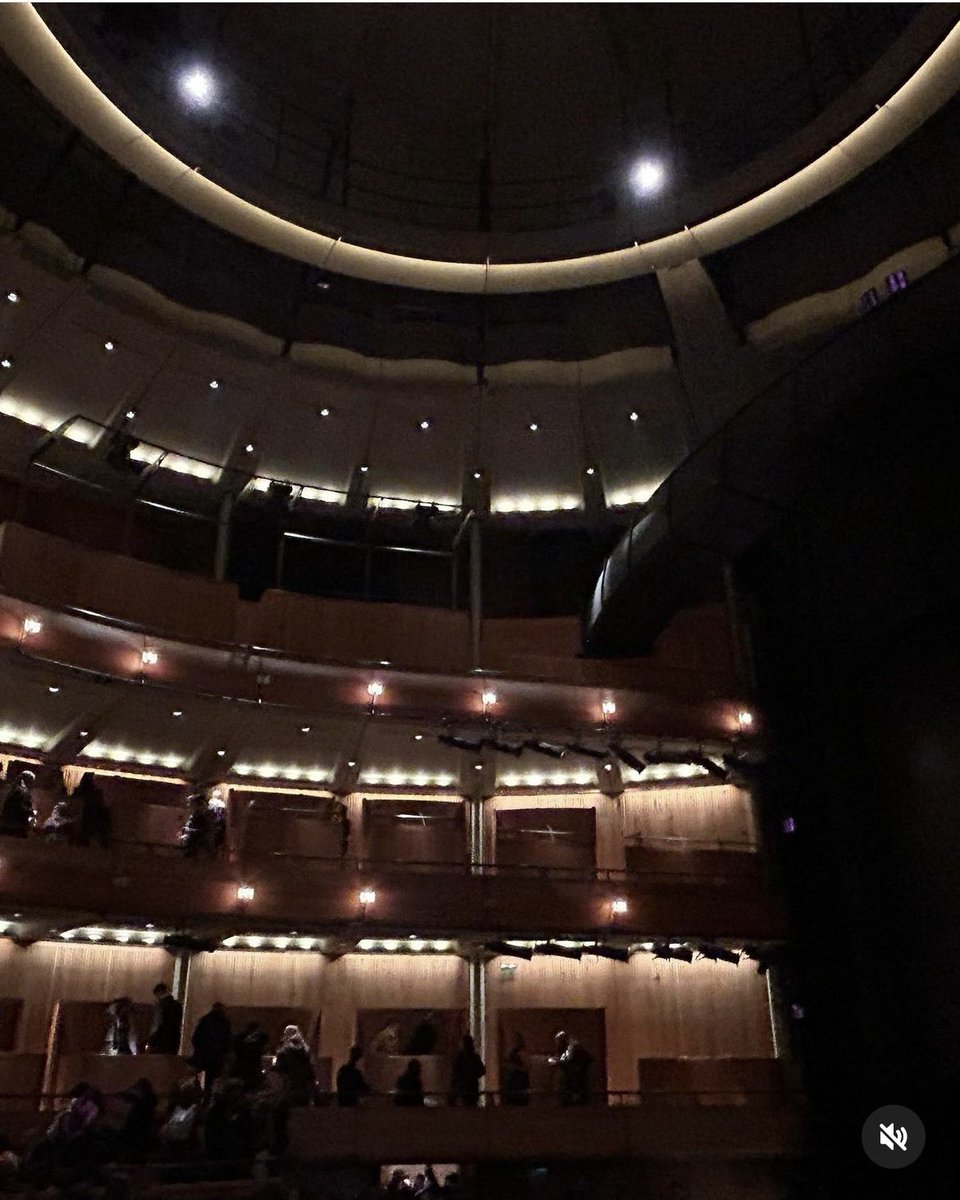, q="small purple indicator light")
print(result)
[886,269,908,294]
[783,817,796,834]
[790,1004,805,1020]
